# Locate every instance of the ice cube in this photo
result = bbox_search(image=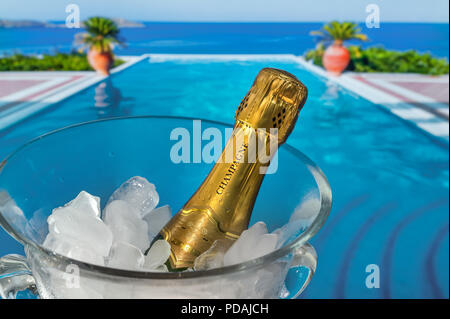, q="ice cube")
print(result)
[253,263,287,298]
[194,239,231,271]
[107,177,159,217]
[143,205,172,240]
[223,221,267,266]
[107,241,145,270]
[65,245,105,266]
[143,239,171,269]
[103,200,150,251]
[223,222,277,266]
[248,233,278,260]
[65,191,101,218]
[43,233,105,266]
[47,206,113,257]
[43,232,70,252]
[242,221,268,239]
